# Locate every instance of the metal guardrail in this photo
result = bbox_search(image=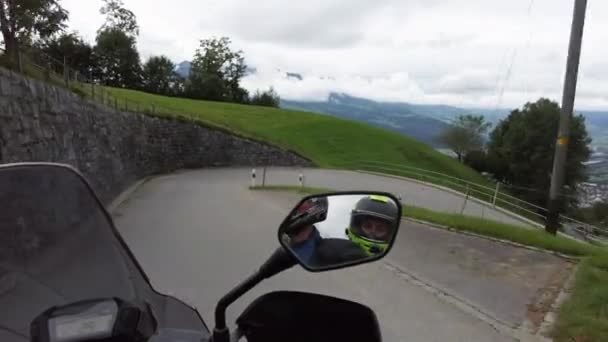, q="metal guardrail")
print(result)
[339,160,608,240]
